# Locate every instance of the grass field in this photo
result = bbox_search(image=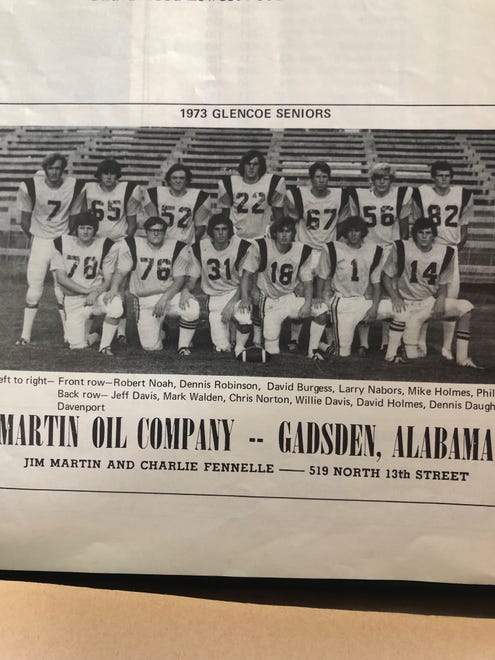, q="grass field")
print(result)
[2,264,495,384]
